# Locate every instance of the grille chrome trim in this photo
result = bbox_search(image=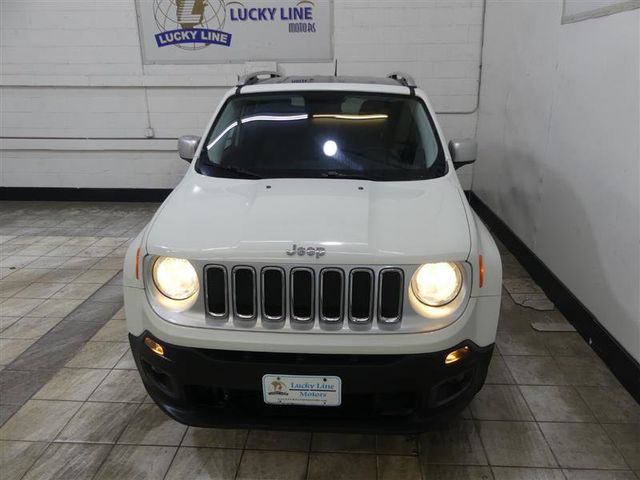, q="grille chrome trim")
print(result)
[197,263,454,333]
[260,267,286,323]
[348,268,374,324]
[204,265,228,320]
[290,267,315,323]
[378,268,404,325]
[232,266,257,320]
[319,267,345,324]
